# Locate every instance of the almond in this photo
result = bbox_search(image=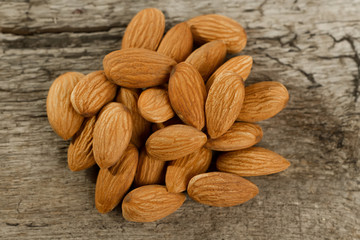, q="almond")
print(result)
[168,62,206,130]
[70,70,117,117]
[46,72,85,140]
[206,55,252,91]
[146,124,207,161]
[67,116,96,171]
[95,144,138,214]
[134,148,166,186]
[103,48,177,88]
[166,147,212,193]
[138,88,175,123]
[185,40,226,81]
[121,8,165,50]
[205,71,245,139]
[157,22,193,62]
[122,185,185,222]
[116,88,151,148]
[187,172,259,207]
[205,122,262,151]
[187,14,247,54]
[237,81,289,122]
[216,147,290,176]
[93,102,132,169]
